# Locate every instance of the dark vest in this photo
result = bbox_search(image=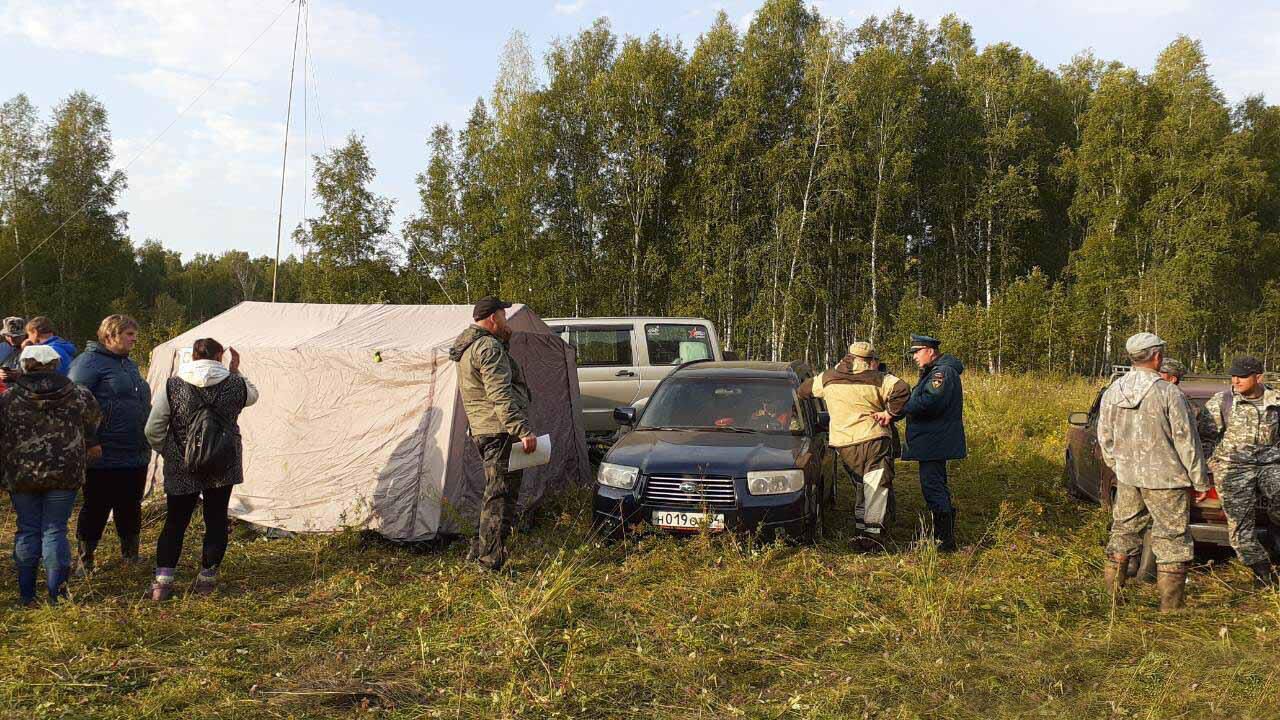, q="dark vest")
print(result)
[160,376,249,495]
